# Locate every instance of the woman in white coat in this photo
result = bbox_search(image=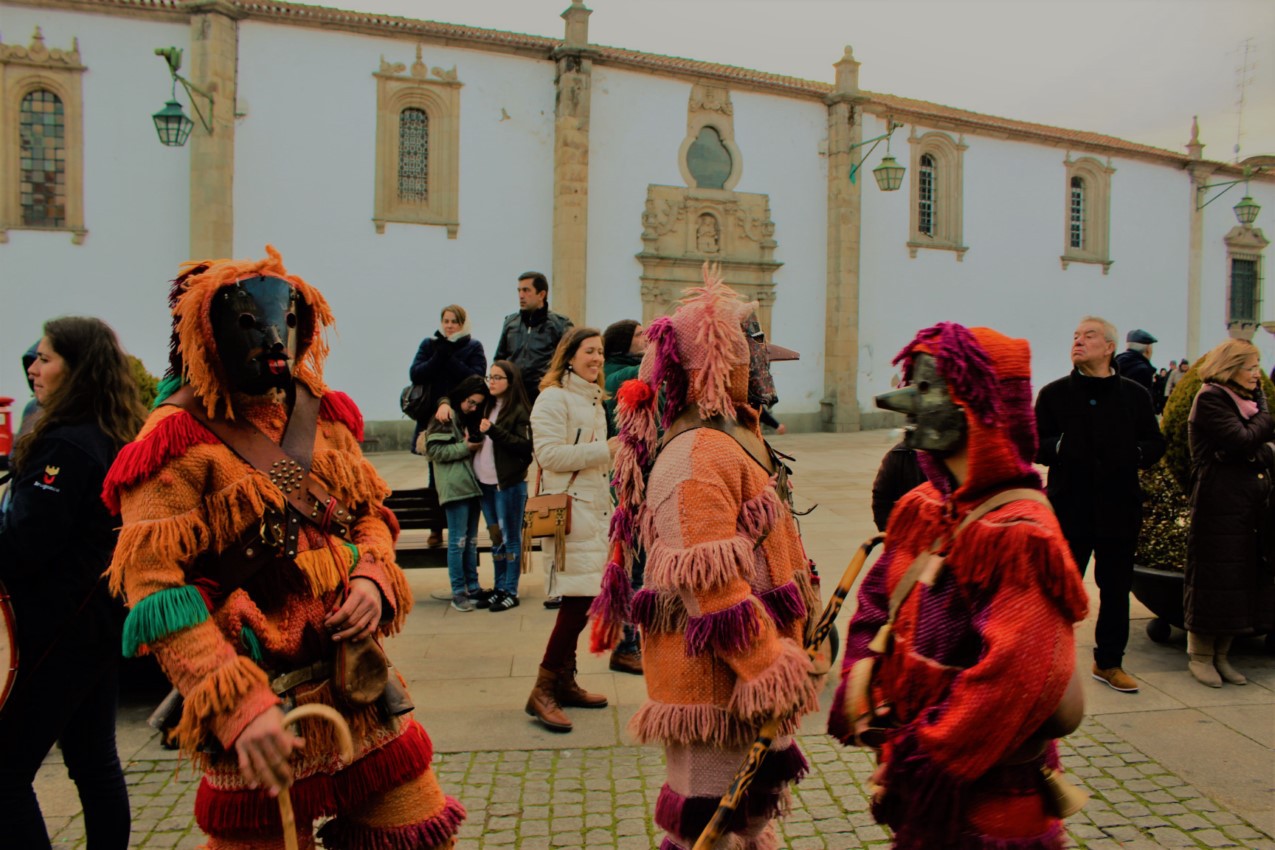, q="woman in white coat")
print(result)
[525,328,617,732]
